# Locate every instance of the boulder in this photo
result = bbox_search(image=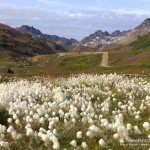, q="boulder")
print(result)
[0,67,14,74]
